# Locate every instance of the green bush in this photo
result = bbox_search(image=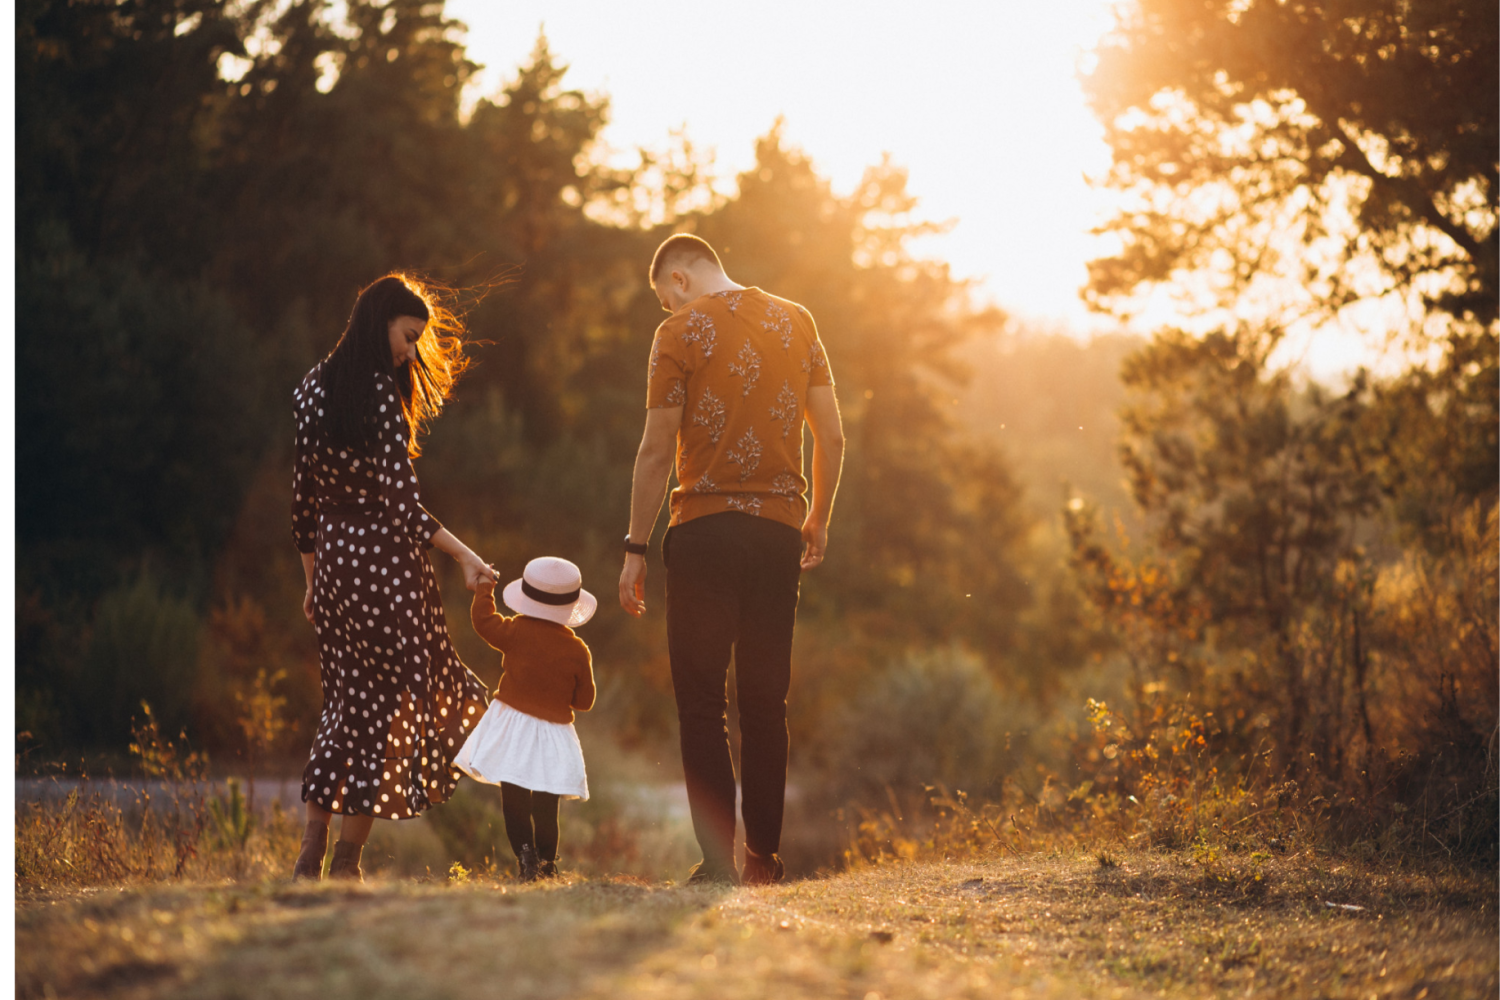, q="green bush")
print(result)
[73,570,203,748]
[819,647,1025,805]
